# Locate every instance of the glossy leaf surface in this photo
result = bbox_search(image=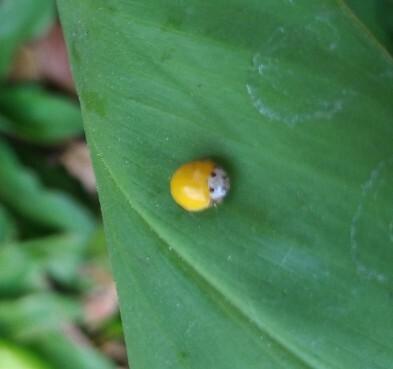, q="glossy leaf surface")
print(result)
[58,1,393,368]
